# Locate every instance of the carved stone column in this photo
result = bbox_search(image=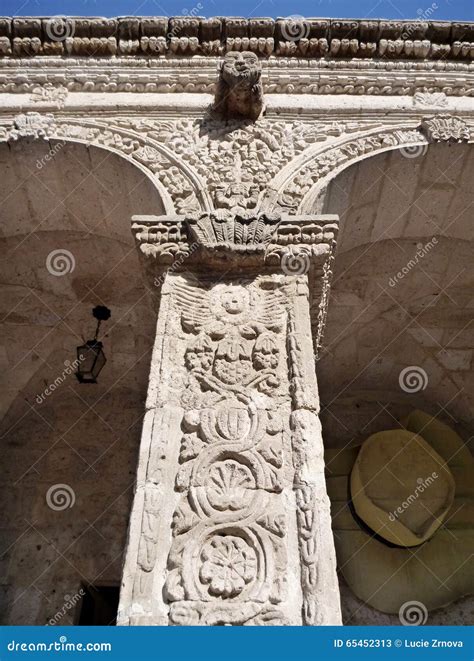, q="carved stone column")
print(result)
[117,212,342,626]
